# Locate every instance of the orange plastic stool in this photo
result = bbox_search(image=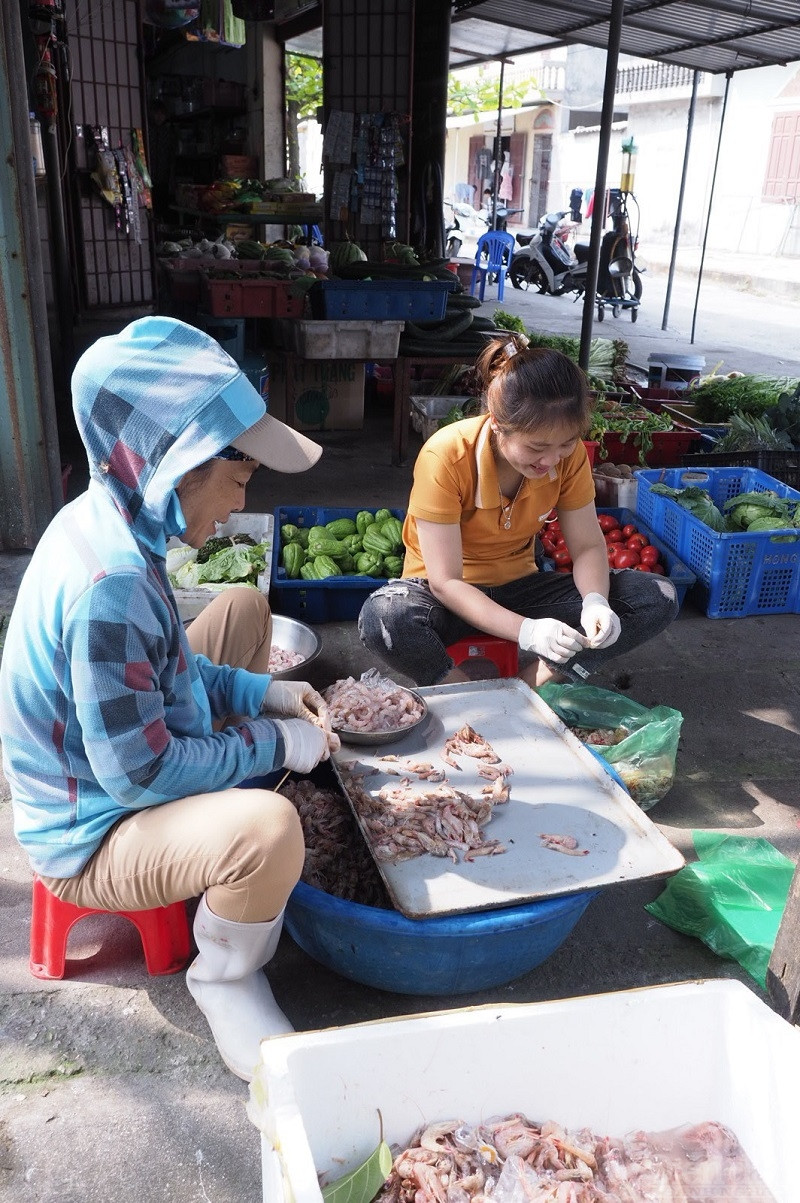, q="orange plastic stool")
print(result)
[447,635,519,678]
[29,876,191,980]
